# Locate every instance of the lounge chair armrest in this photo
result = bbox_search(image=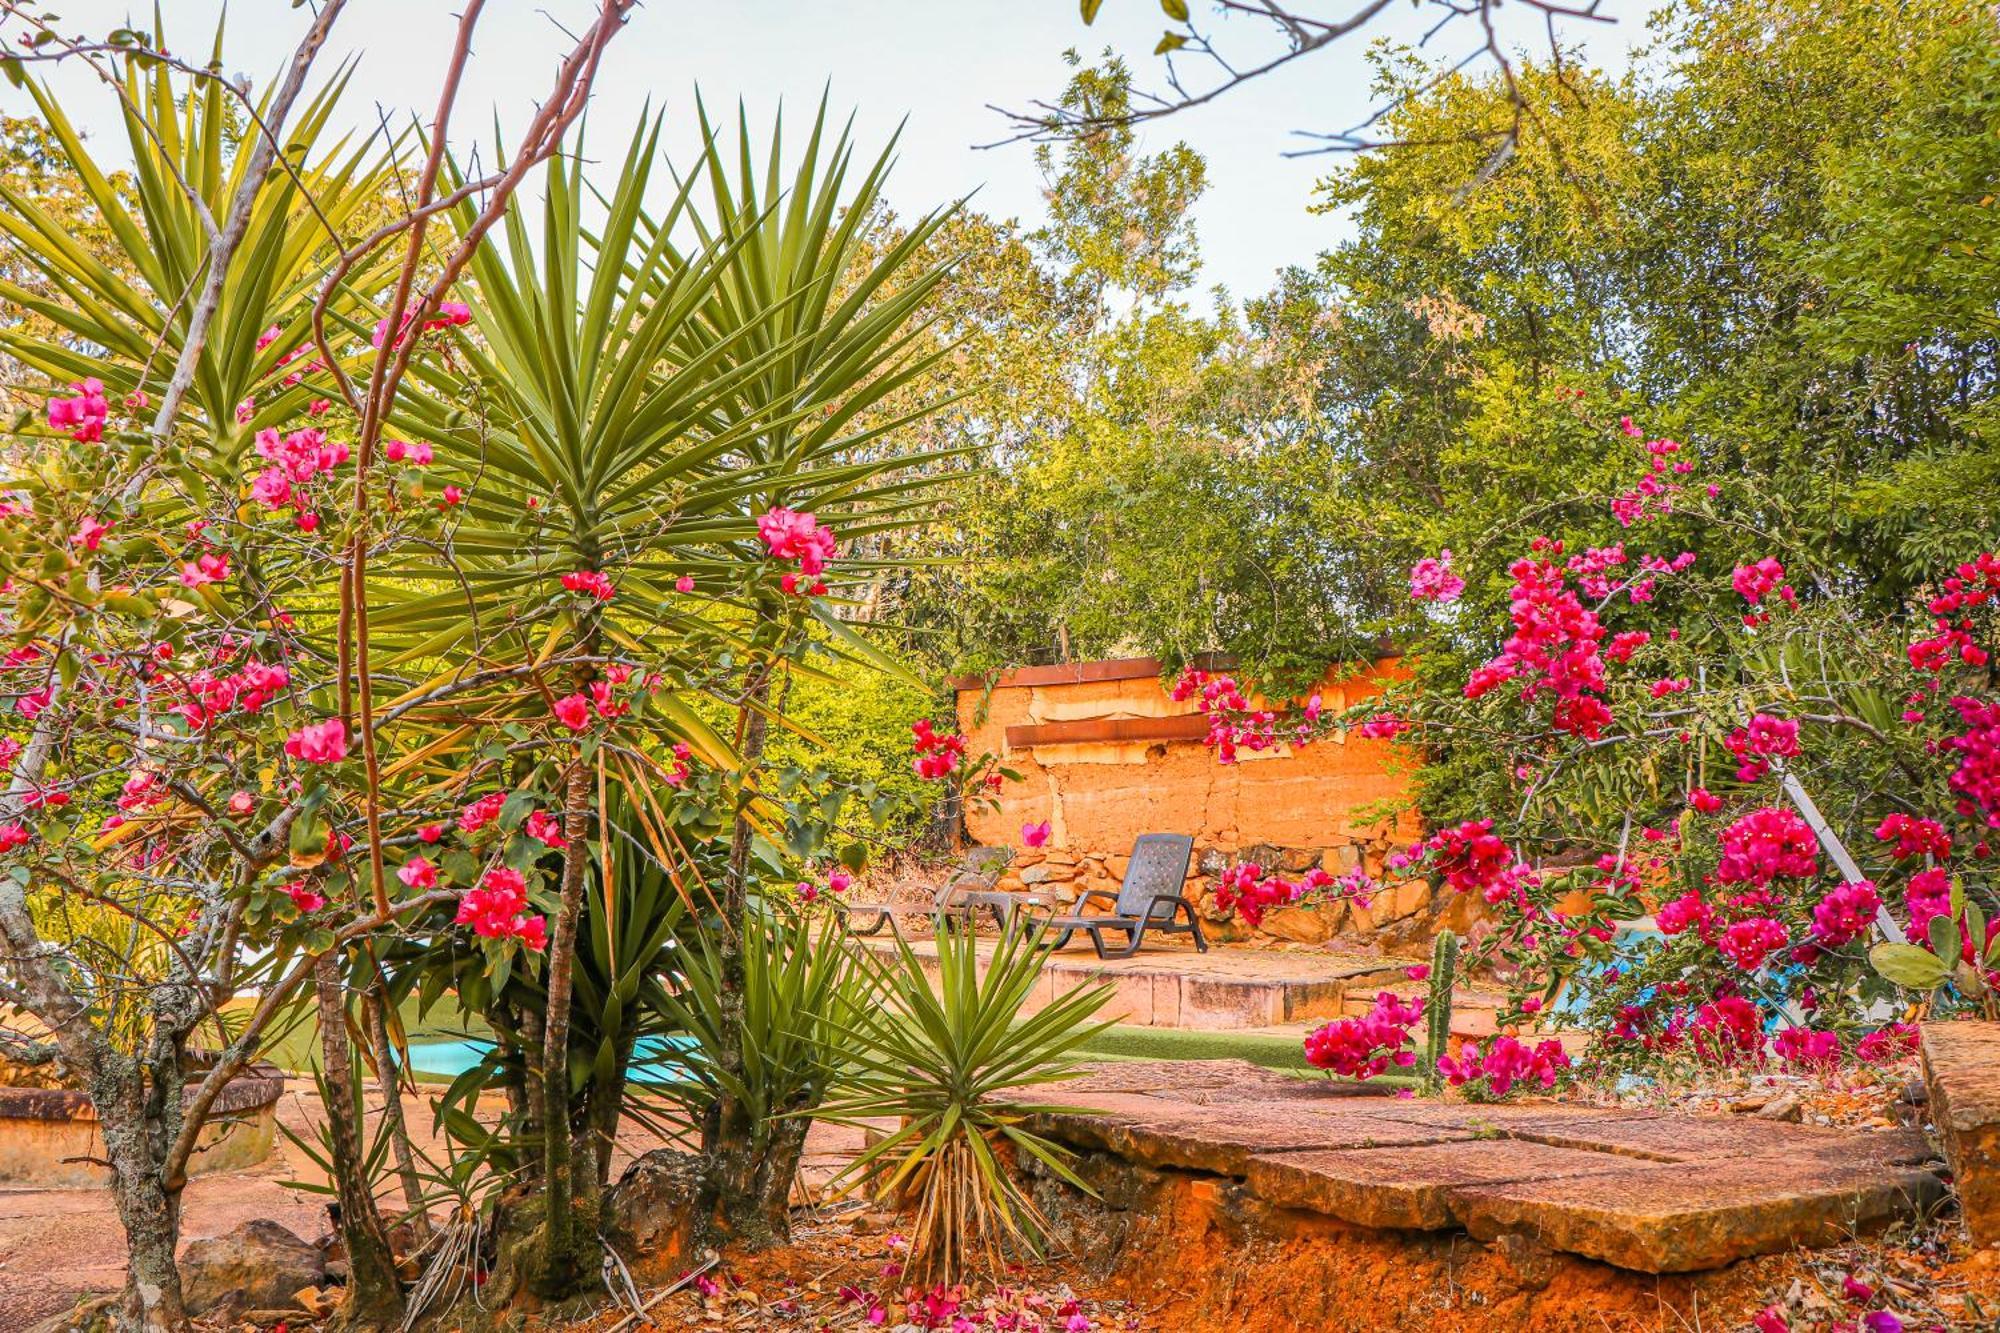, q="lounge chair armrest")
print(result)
[1147,893,1201,920]
[1076,889,1121,910]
